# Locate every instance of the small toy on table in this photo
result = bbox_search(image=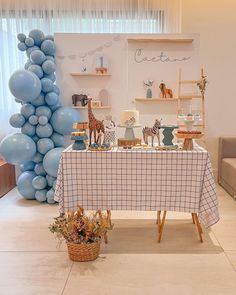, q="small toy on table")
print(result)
[71,122,88,150]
